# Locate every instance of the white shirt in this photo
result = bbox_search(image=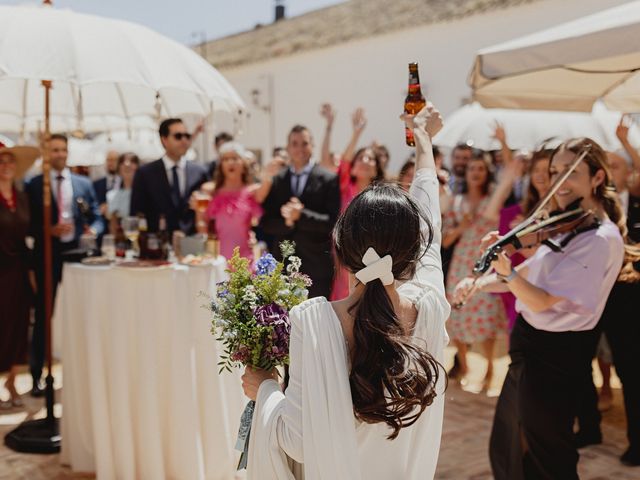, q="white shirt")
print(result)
[162,155,187,197]
[289,163,314,197]
[106,173,121,192]
[517,218,624,332]
[51,167,75,243]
